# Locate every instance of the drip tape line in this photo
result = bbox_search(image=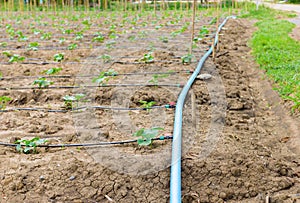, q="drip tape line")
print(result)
[0,84,184,90]
[0,70,193,80]
[0,104,176,112]
[0,60,198,65]
[0,135,173,148]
